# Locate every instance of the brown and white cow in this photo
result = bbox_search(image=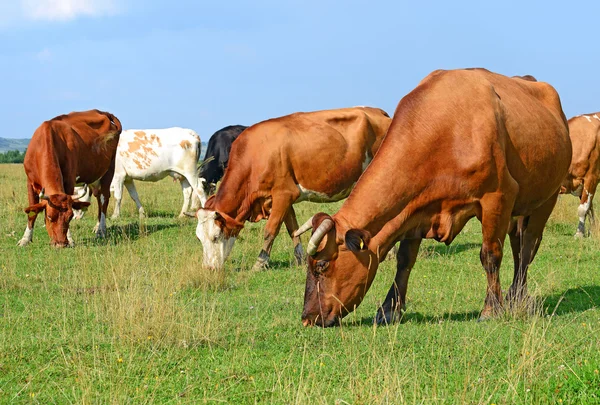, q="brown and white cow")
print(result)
[17,109,122,247]
[193,107,392,270]
[560,113,600,237]
[297,69,571,327]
